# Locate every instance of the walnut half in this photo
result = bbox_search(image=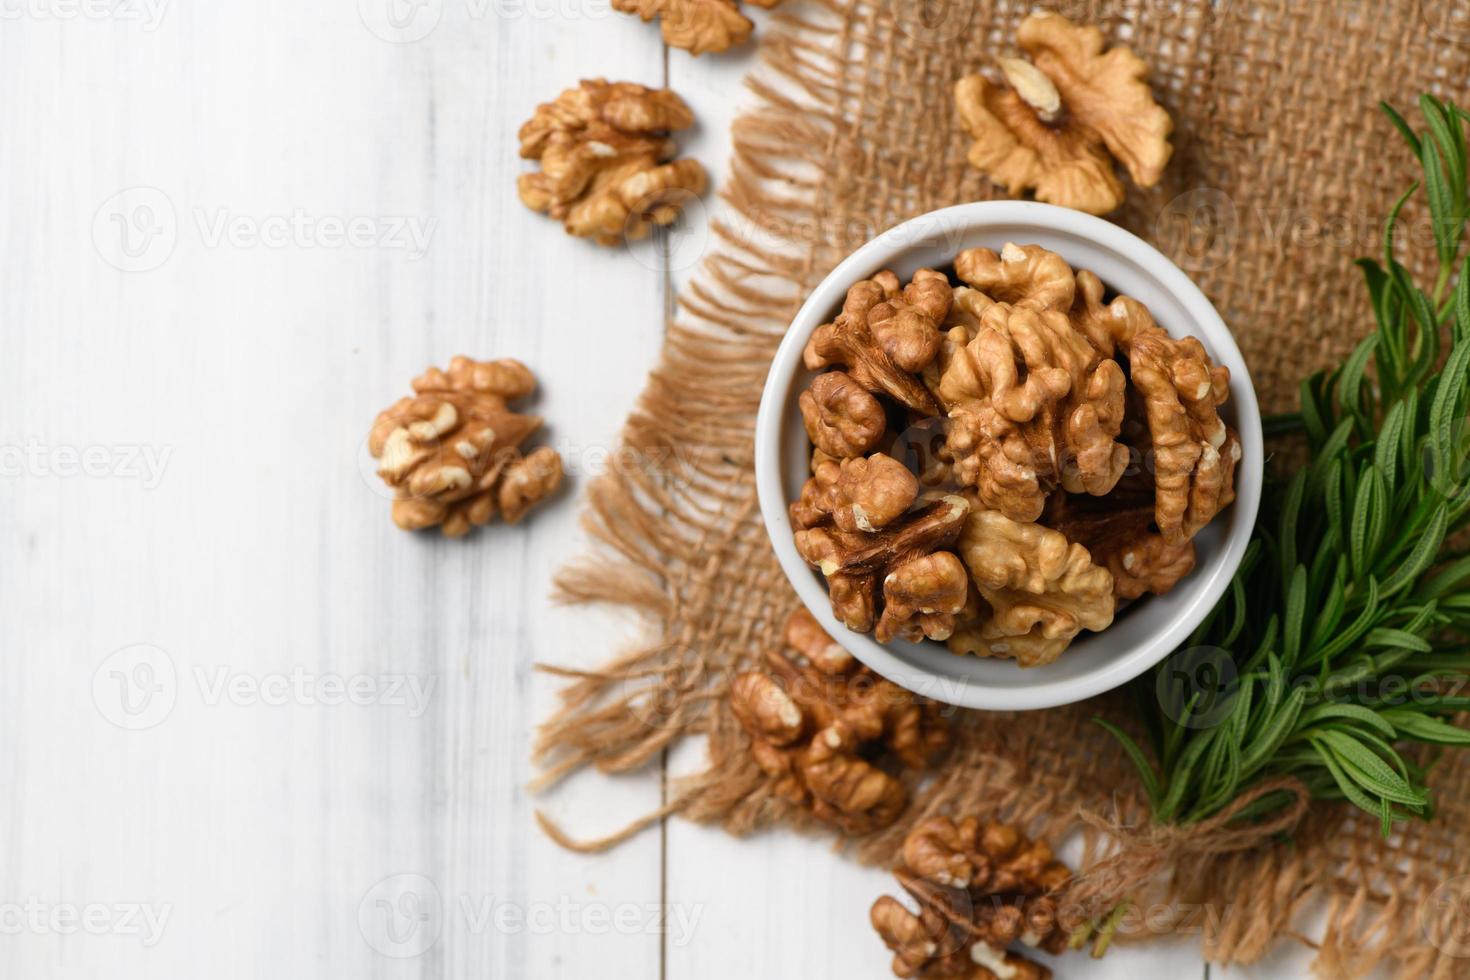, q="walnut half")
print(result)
[951,507,1115,667]
[954,12,1173,215]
